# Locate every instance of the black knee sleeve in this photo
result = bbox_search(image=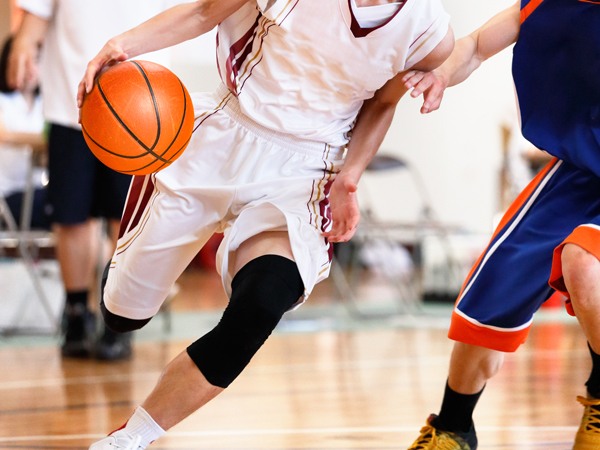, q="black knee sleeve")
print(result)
[100,261,152,333]
[187,255,304,388]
